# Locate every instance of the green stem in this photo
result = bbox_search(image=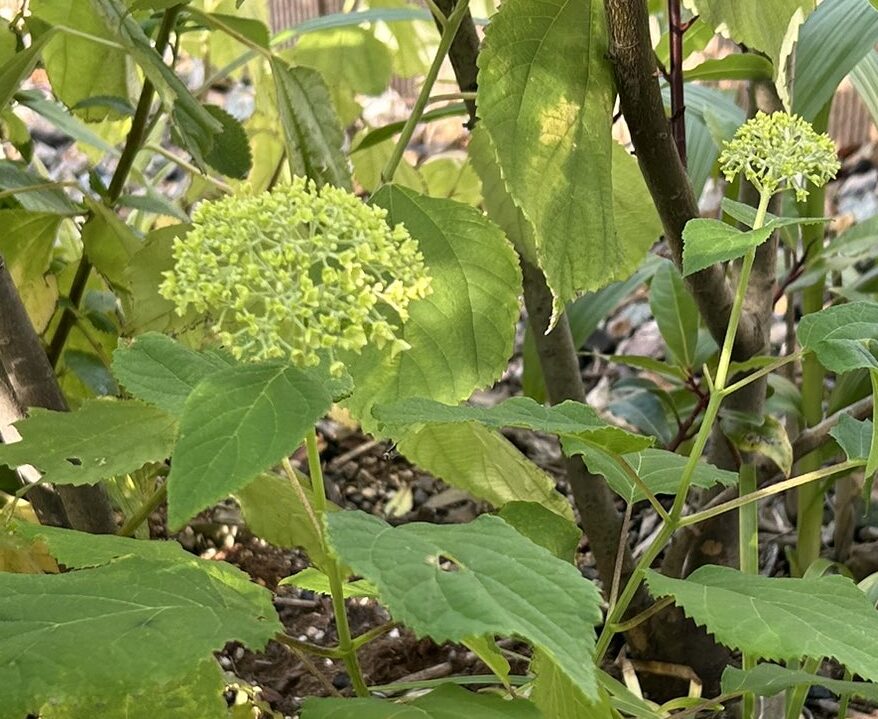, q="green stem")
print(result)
[795,103,832,576]
[305,430,369,697]
[117,482,166,537]
[738,460,759,719]
[380,0,469,184]
[144,144,233,192]
[596,190,772,661]
[722,351,802,396]
[785,656,820,719]
[47,3,184,369]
